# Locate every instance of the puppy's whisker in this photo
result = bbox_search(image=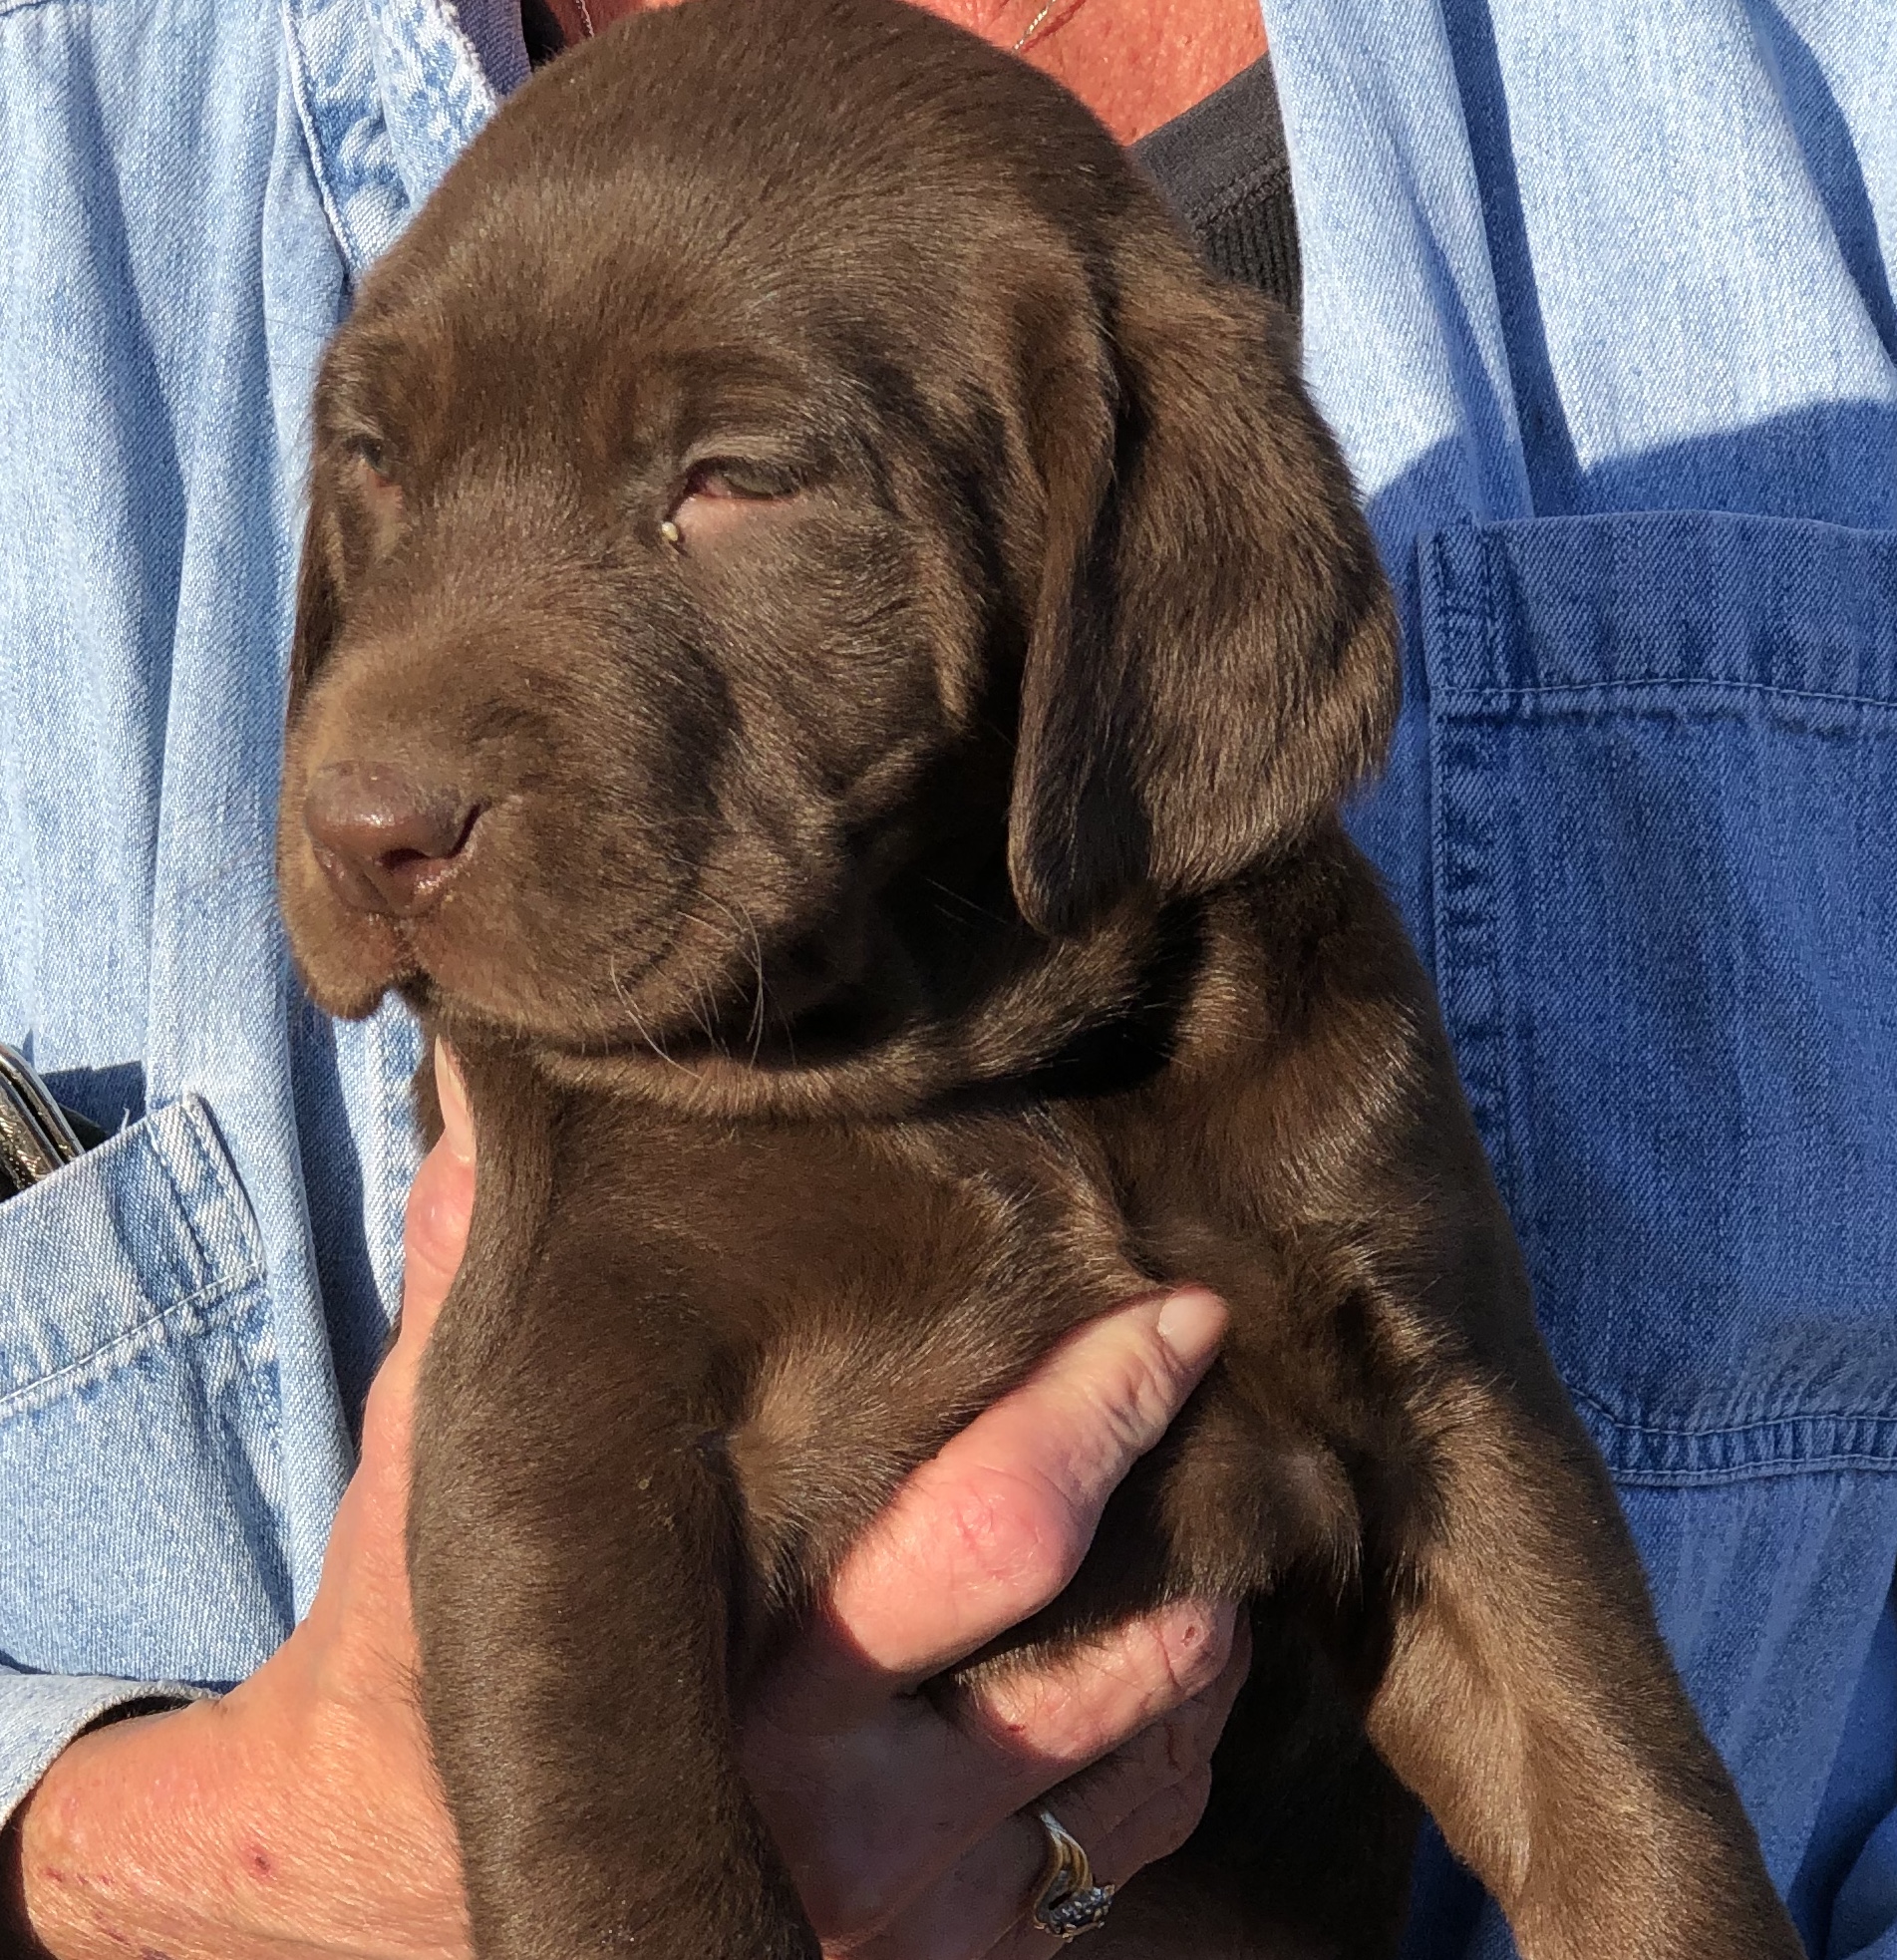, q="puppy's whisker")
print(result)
[706,894,772,1064]
[608,954,694,1076]
[669,913,735,1057]
[694,974,726,1058]
[743,911,769,1065]
[922,876,1013,929]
